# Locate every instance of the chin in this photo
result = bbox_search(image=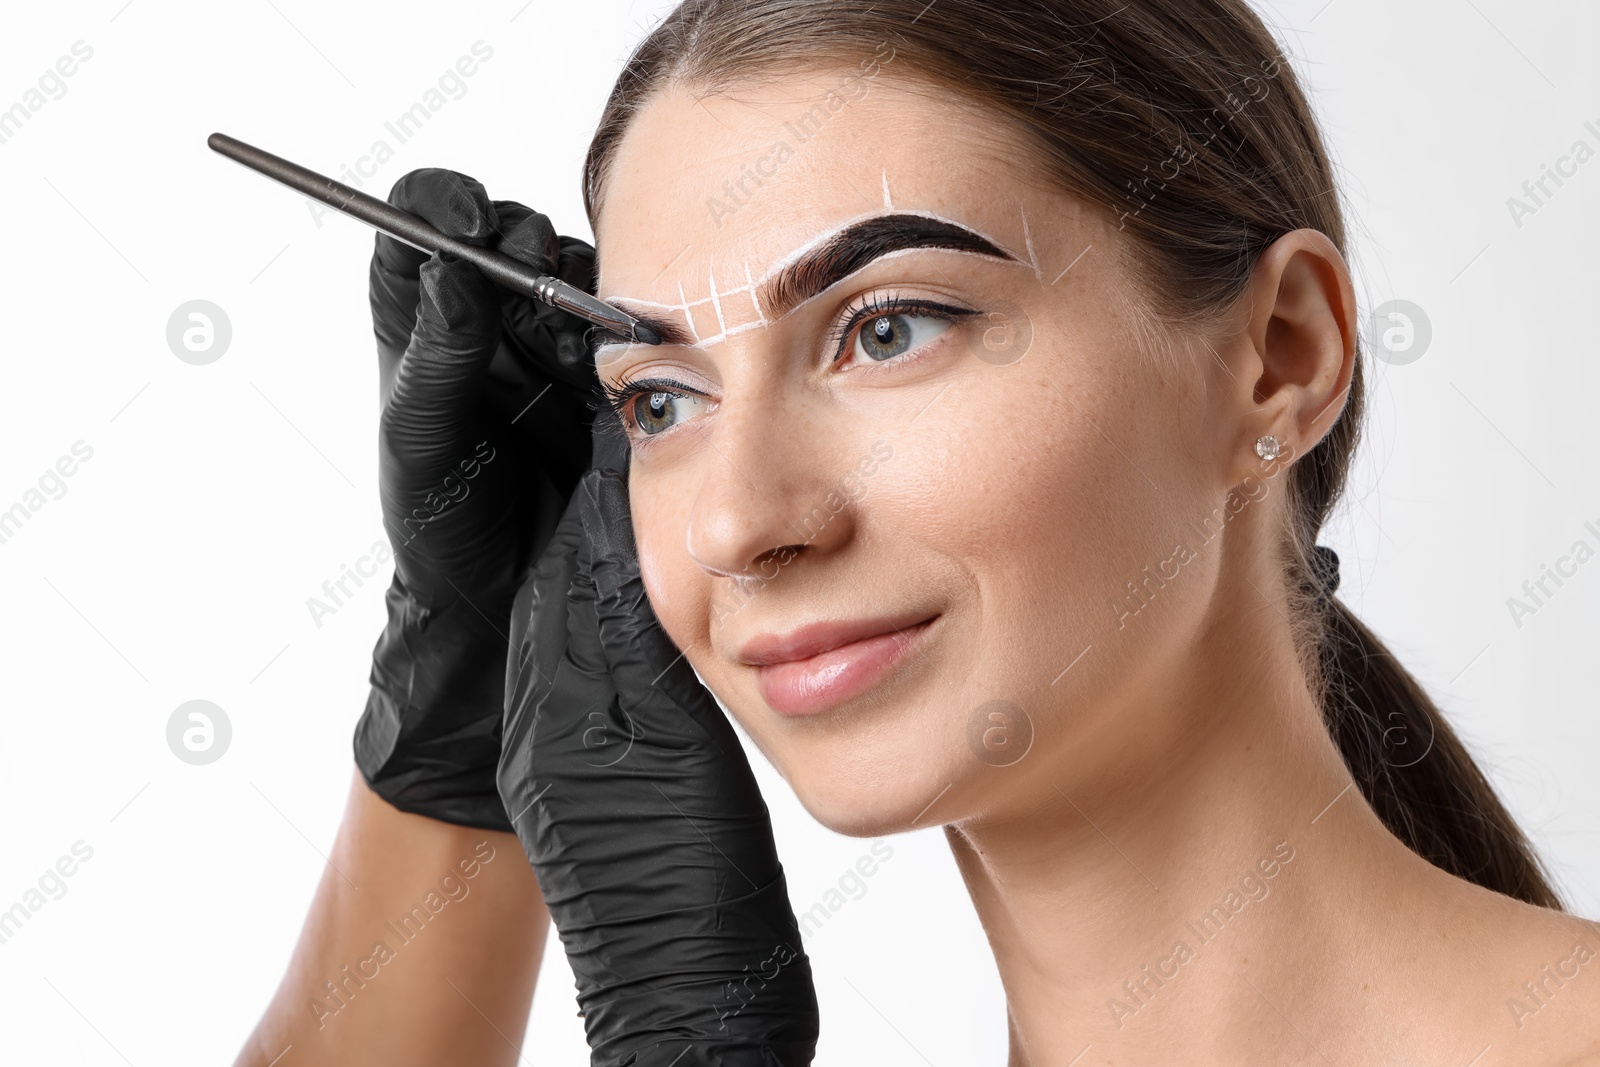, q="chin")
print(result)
[779,744,964,838]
